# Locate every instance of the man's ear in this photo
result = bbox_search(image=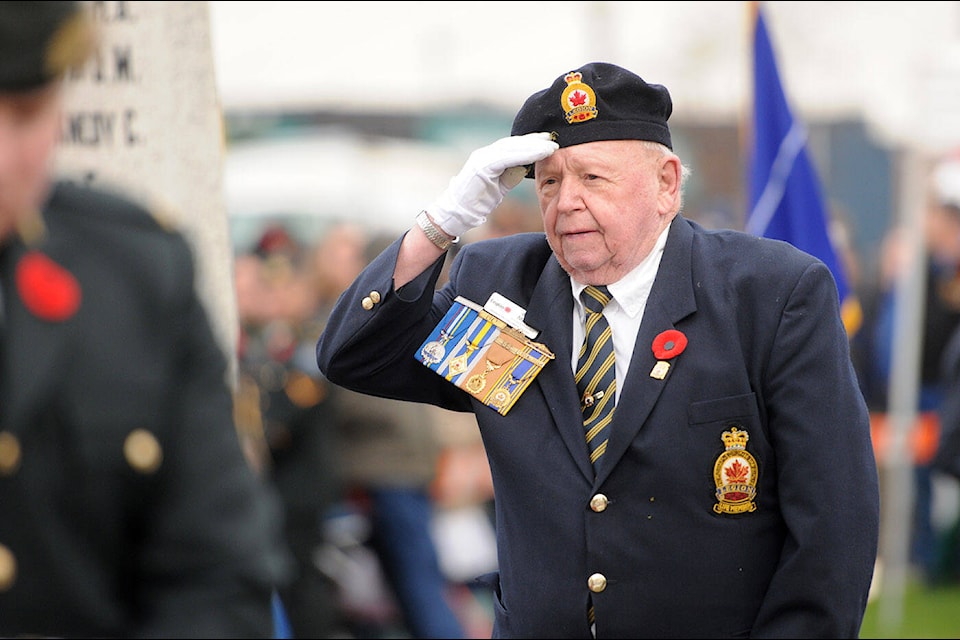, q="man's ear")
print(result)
[658,155,682,213]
